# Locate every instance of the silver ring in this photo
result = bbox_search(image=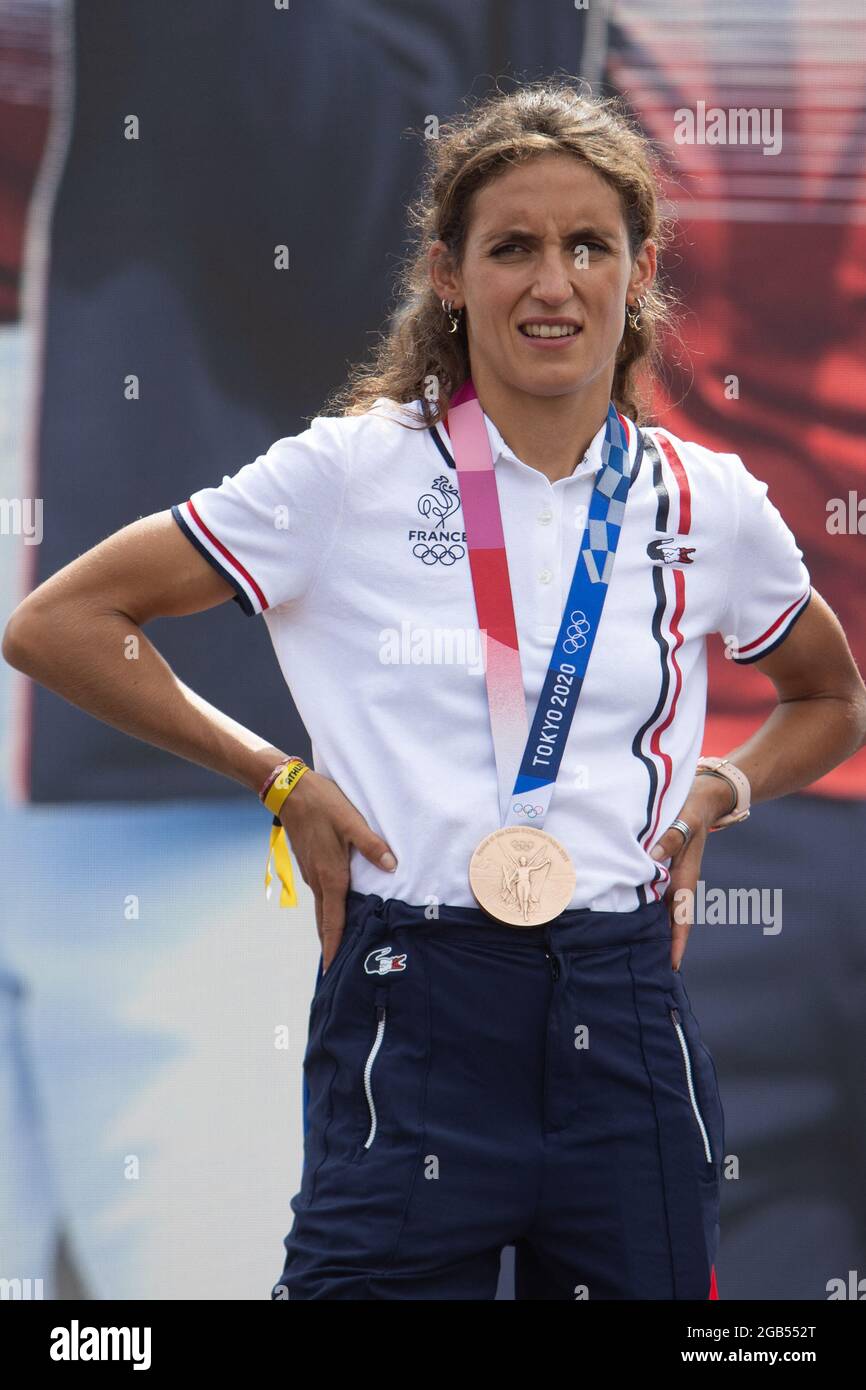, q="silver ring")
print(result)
[669,817,693,848]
